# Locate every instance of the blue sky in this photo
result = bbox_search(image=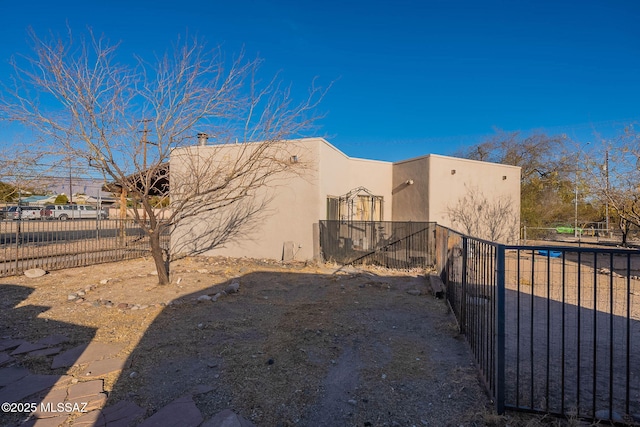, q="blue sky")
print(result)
[1,0,639,162]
